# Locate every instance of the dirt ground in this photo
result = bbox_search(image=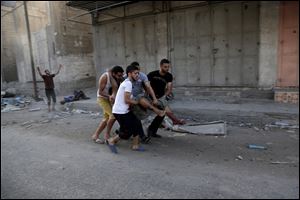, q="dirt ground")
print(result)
[1,99,299,199]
